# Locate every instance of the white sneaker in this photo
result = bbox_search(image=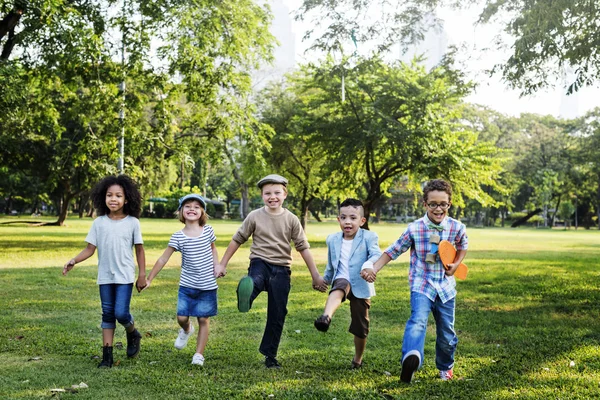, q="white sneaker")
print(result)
[174,325,195,350]
[191,353,204,366]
